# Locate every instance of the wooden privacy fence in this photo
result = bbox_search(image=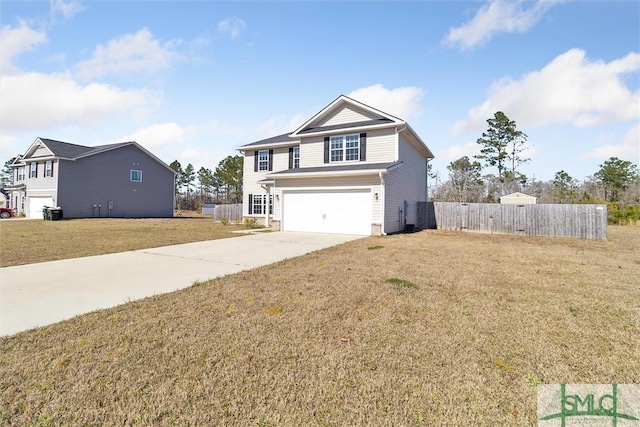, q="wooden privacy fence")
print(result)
[212,204,243,222]
[418,202,607,240]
